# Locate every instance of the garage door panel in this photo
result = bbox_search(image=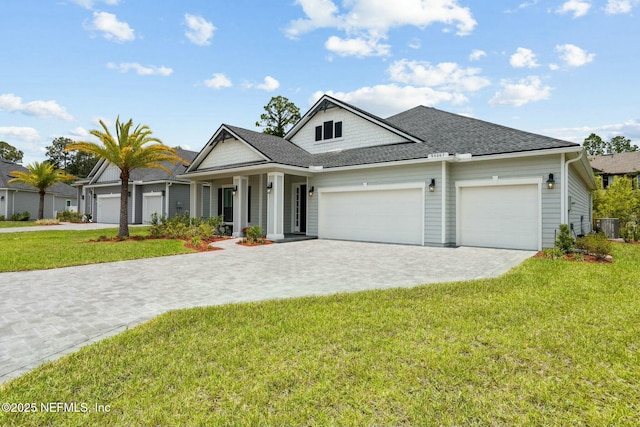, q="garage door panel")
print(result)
[459,184,538,251]
[96,195,120,224]
[319,188,423,245]
[143,193,163,224]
